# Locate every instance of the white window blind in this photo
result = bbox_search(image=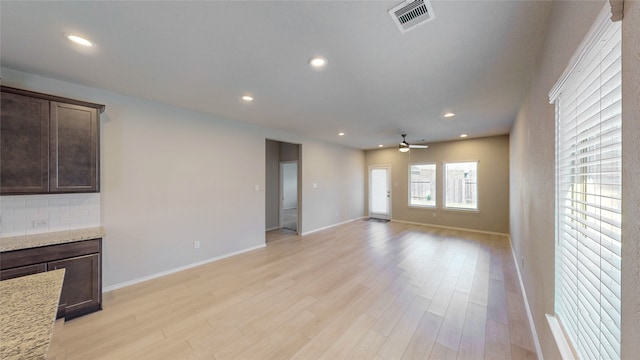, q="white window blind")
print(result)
[551,14,622,360]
